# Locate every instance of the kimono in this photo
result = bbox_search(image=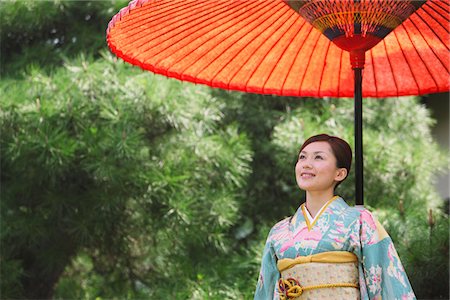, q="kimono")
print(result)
[254,196,415,300]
